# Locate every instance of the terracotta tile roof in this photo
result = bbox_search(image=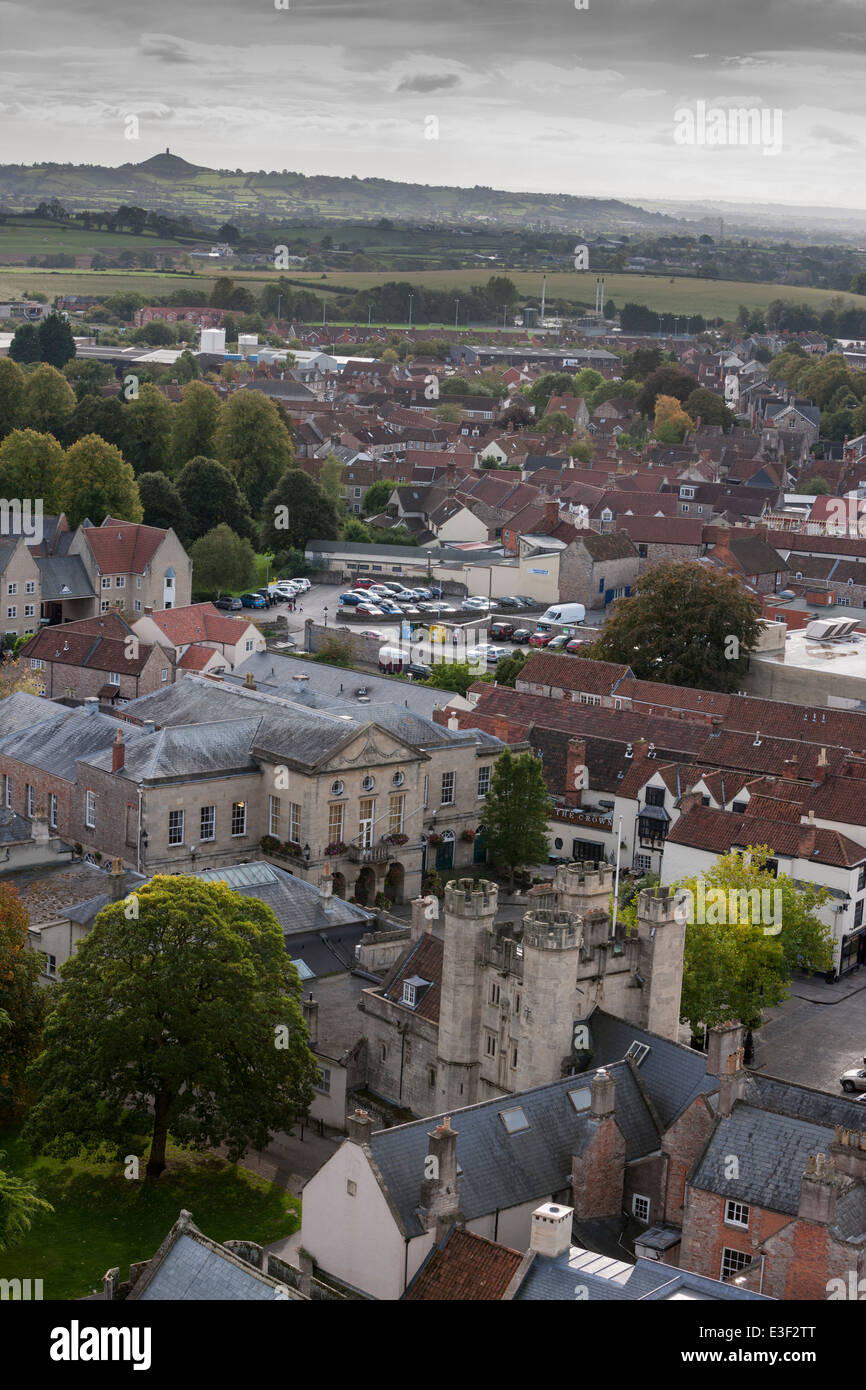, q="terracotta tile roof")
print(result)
[404,1228,524,1301]
[613,515,705,546]
[178,645,218,671]
[722,696,866,752]
[745,795,802,822]
[697,730,848,780]
[517,652,631,697]
[20,628,152,674]
[618,679,730,717]
[144,603,250,648]
[668,805,866,868]
[469,685,708,759]
[575,529,638,561]
[83,521,168,575]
